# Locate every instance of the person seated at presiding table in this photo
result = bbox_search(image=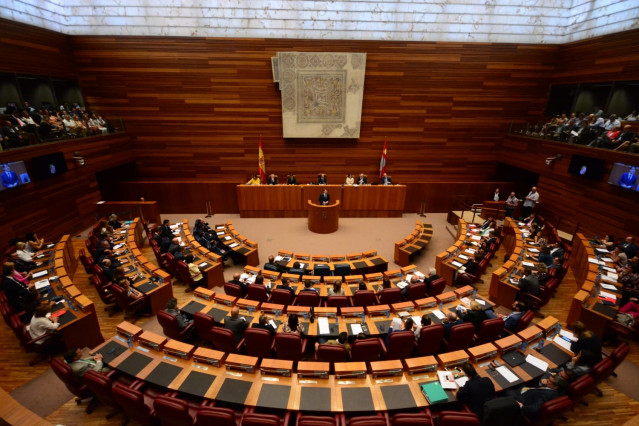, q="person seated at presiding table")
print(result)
[380,173,392,185]
[224,306,249,343]
[64,347,110,378]
[299,279,318,294]
[357,173,367,185]
[327,280,344,296]
[29,303,60,343]
[210,239,233,264]
[459,300,488,332]
[486,301,526,334]
[246,174,261,185]
[317,173,327,184]
[159,219,173,239]
[345,173,354,185]
[456,362,495,418]
[282,313,304,335]
[442,312,463,338]
[253,314,276,335]
[287,174,298,185]
[534,263,550,286]
[114,278,148,306]
[184,254,206,292]
[267,174,278,185]
[164,298,192,330]
[275,277,296,298]
[318,189,330,205]
[14,241,37,263]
